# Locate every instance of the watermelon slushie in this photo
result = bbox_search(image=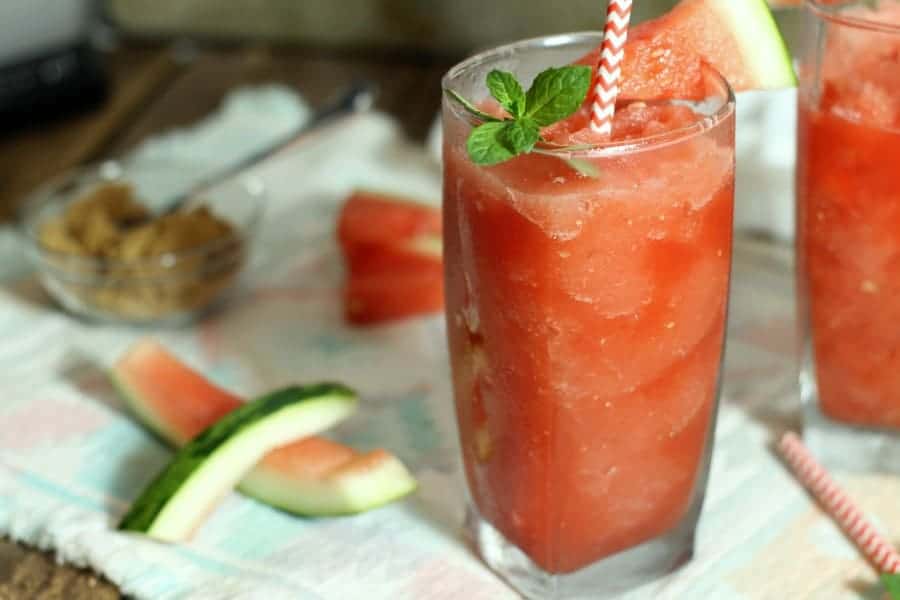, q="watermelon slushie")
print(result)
[442,33,735,598]
[797,2,900,441]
